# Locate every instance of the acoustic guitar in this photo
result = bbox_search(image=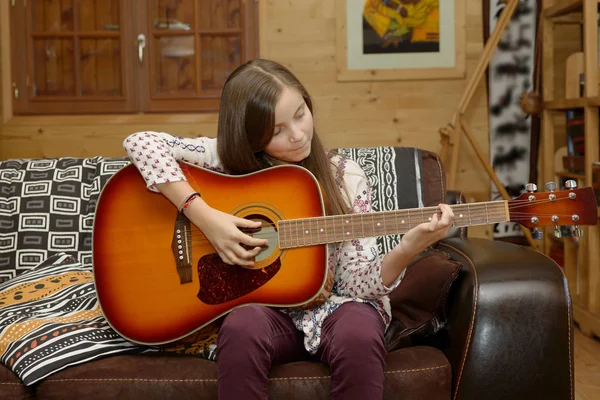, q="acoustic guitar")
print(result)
[92,163,598,345]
